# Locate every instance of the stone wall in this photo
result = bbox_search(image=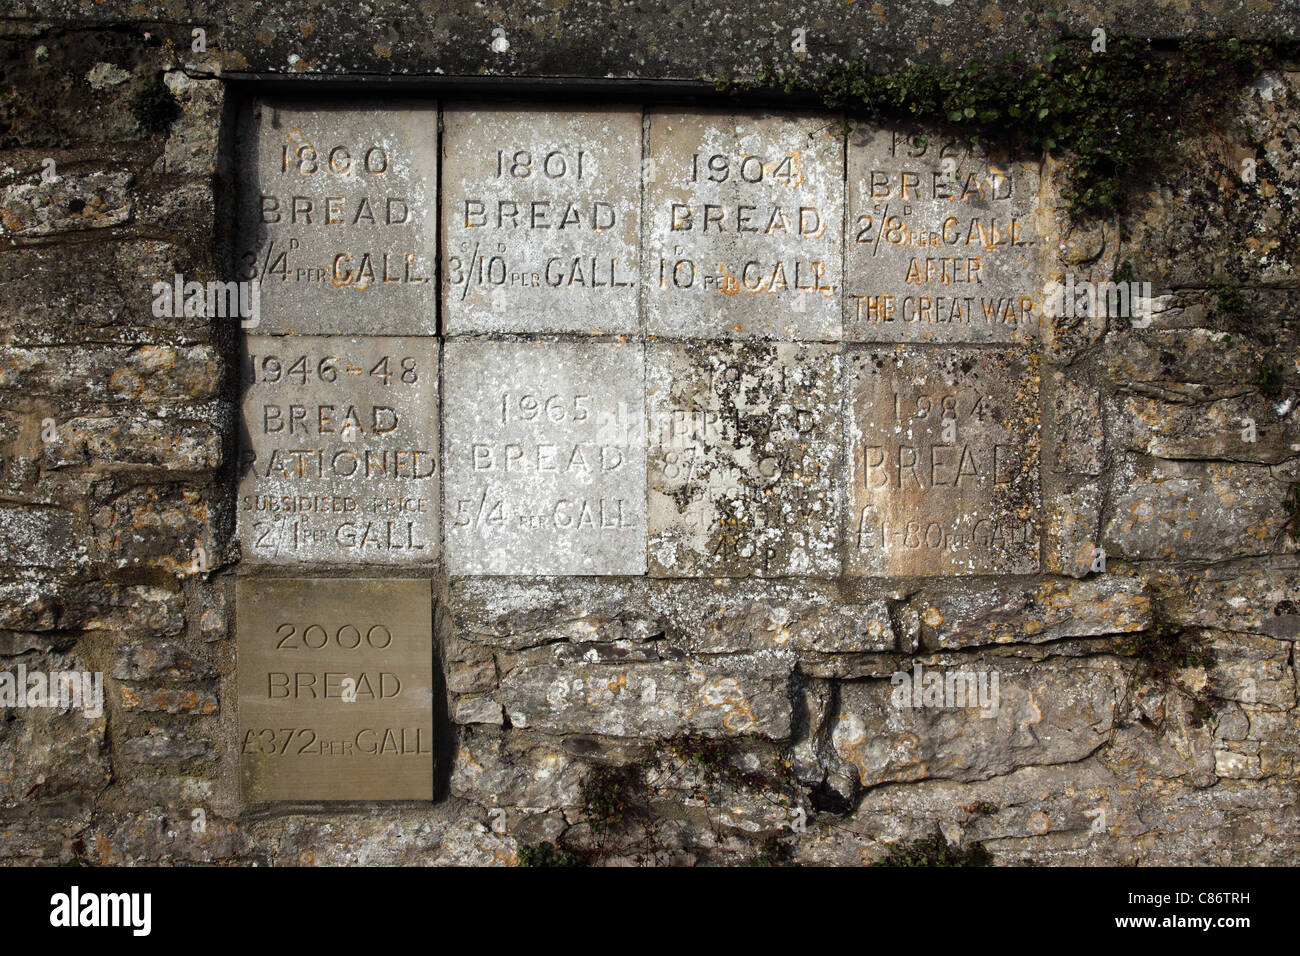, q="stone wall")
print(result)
[1,7,1298,866]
